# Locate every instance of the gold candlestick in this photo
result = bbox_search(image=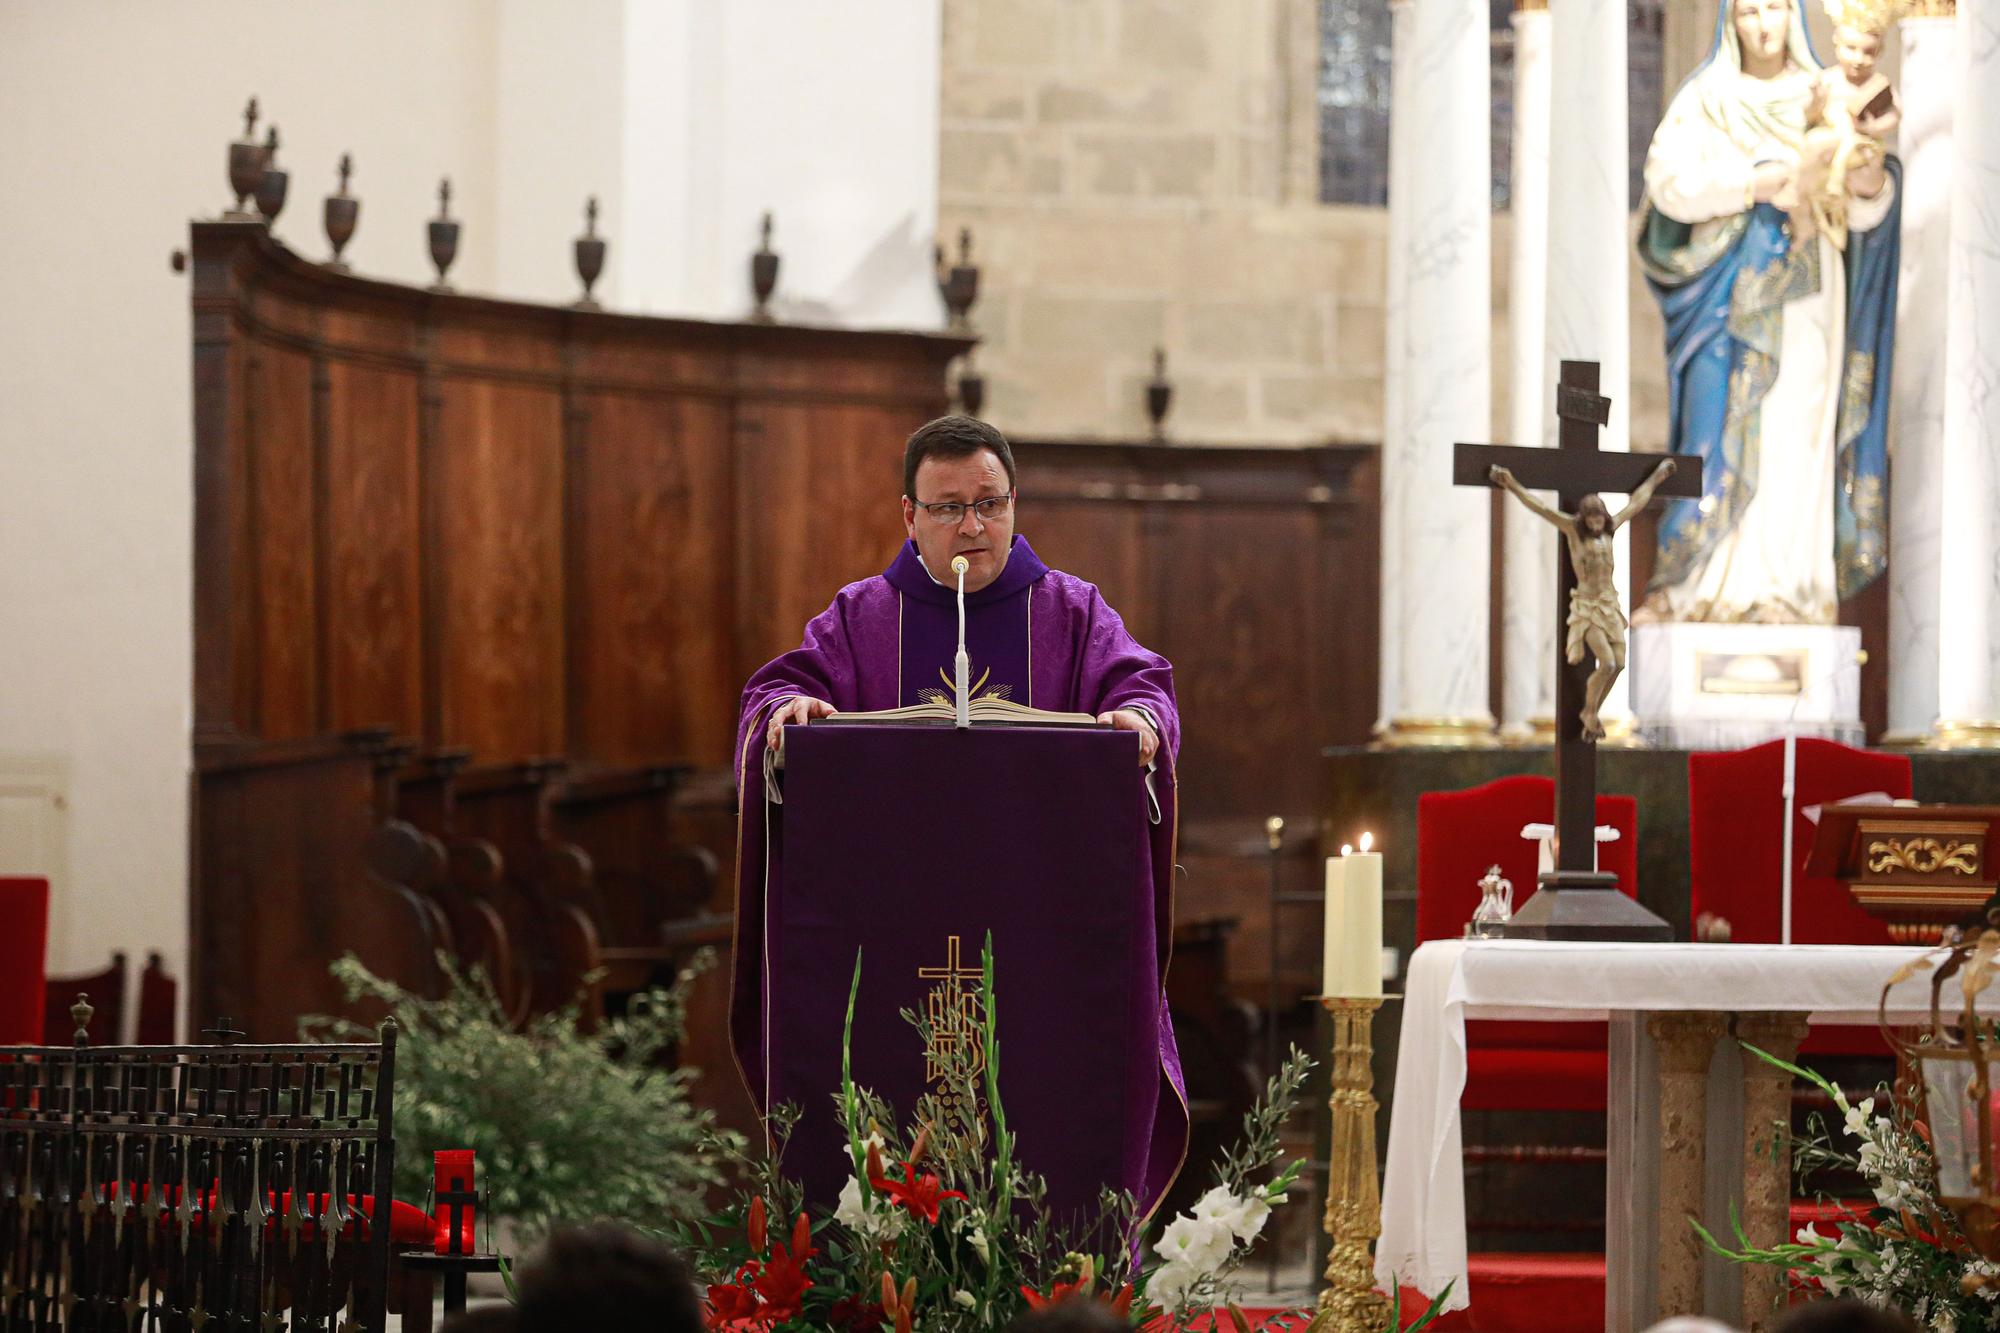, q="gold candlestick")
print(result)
[1320,996,1393,1331]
